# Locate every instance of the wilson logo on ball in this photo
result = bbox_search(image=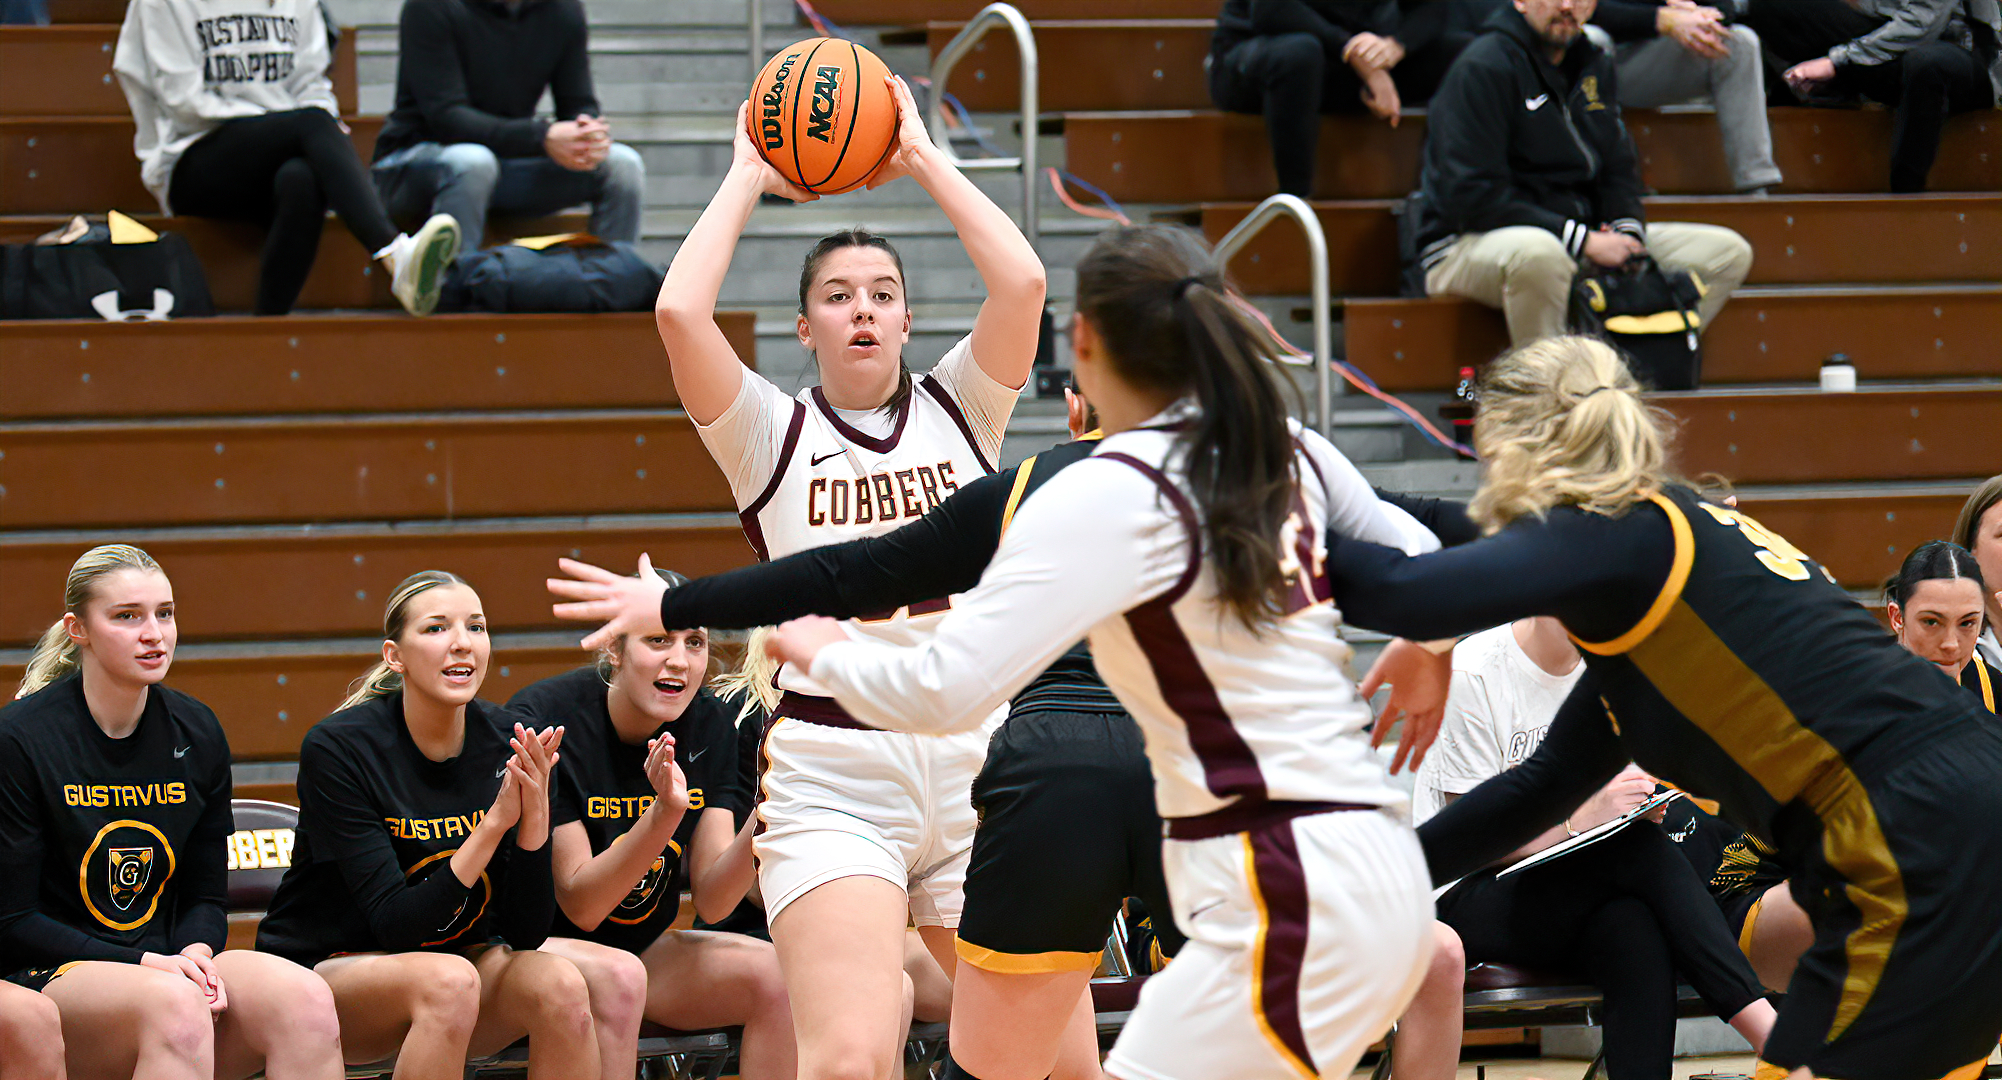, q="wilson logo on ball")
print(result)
[761,52,799,151]
[806,64,842,143]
